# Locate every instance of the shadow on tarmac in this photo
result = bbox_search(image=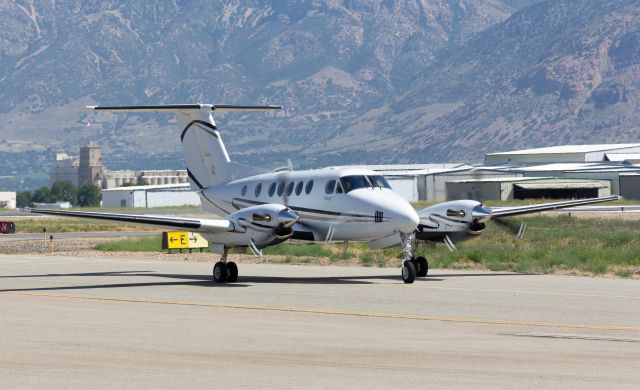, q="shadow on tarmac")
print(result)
[0,269,528,293]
